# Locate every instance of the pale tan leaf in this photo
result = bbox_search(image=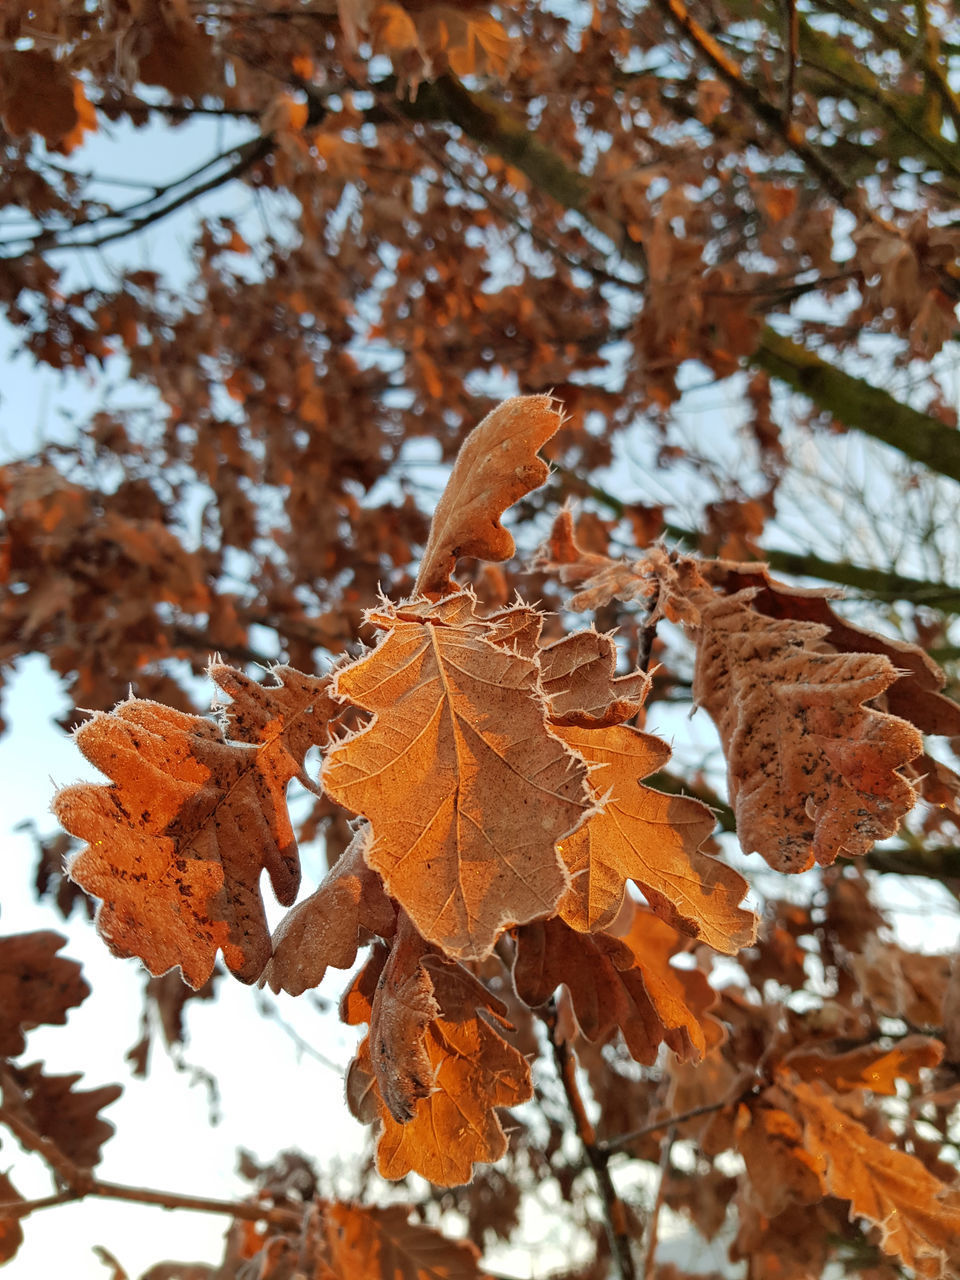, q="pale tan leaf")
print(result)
[322,595,591,959]
[415,396,563,596]
[553,724,755,949]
